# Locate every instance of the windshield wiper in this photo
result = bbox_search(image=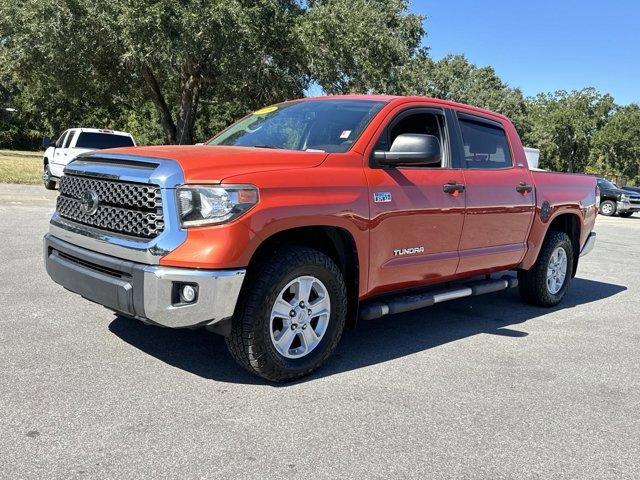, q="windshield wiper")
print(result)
[252,144,280,149]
